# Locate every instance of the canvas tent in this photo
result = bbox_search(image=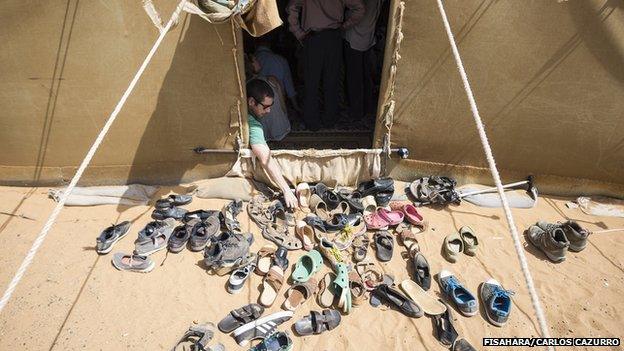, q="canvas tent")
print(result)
[0,0,623,197]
